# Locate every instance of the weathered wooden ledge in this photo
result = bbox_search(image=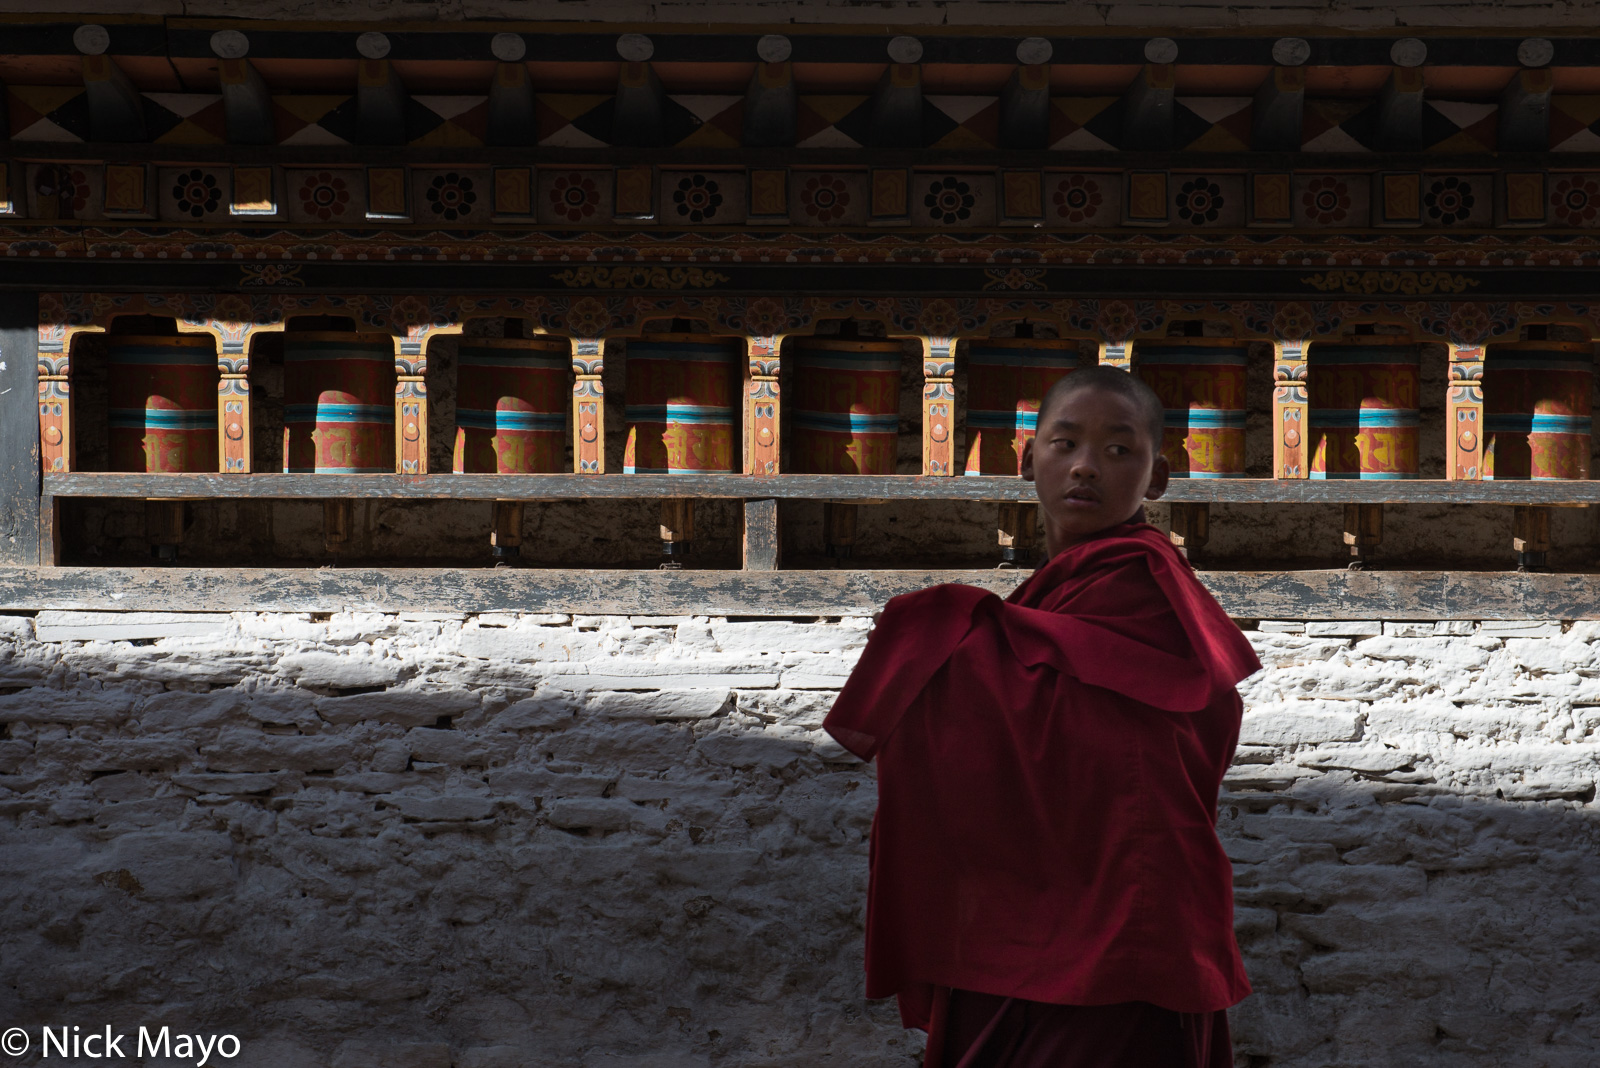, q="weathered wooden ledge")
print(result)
[0,567,1595,620]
